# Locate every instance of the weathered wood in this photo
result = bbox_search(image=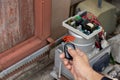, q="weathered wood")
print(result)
[0,0,51,71]
[0,0,34,53]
